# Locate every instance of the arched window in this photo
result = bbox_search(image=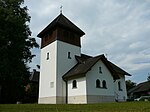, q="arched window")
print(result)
[118,81,122,91]
[72,80,77,88]
[102,80,107,88]
[96,79,101,88]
